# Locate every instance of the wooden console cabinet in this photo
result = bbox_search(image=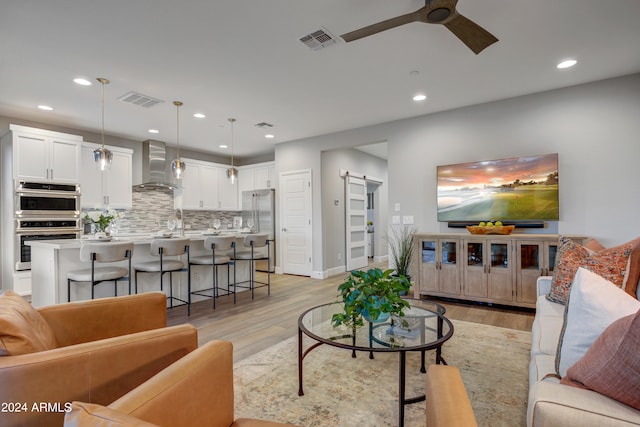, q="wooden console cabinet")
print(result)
[412,233,586,308]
